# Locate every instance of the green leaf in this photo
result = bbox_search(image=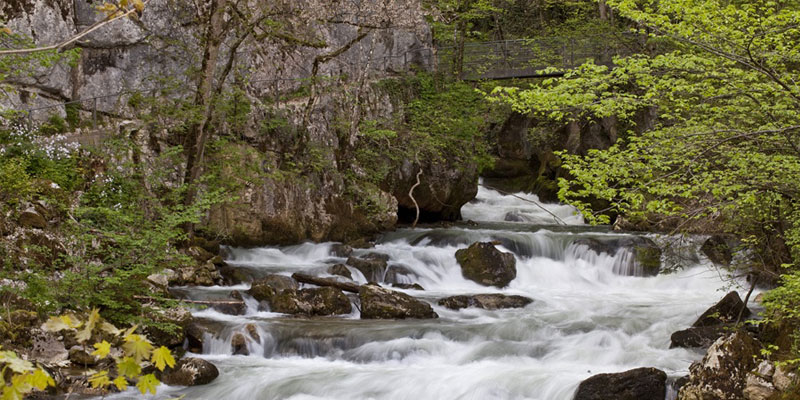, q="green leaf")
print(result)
[116,357,141,378]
